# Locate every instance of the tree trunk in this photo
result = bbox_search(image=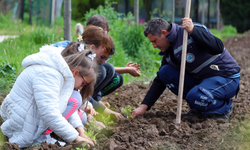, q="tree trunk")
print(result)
[134,0,139,24]
[217,0,220,30]
[207,0,210,28]
[64,0,71,41]
[172,0,175,23]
